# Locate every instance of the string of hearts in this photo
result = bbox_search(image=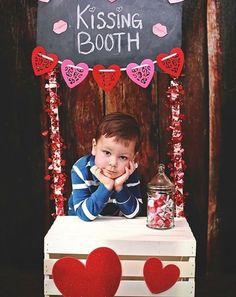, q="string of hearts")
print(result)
[52,247,180,297]
[31,46,184,91]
